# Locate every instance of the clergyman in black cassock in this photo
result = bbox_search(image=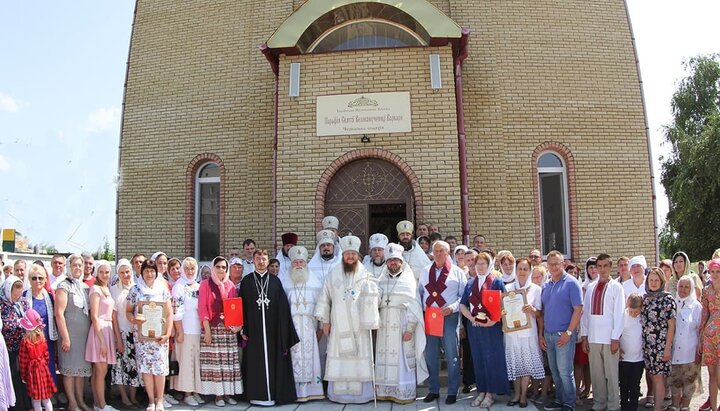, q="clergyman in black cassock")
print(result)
[239,255,300,406]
